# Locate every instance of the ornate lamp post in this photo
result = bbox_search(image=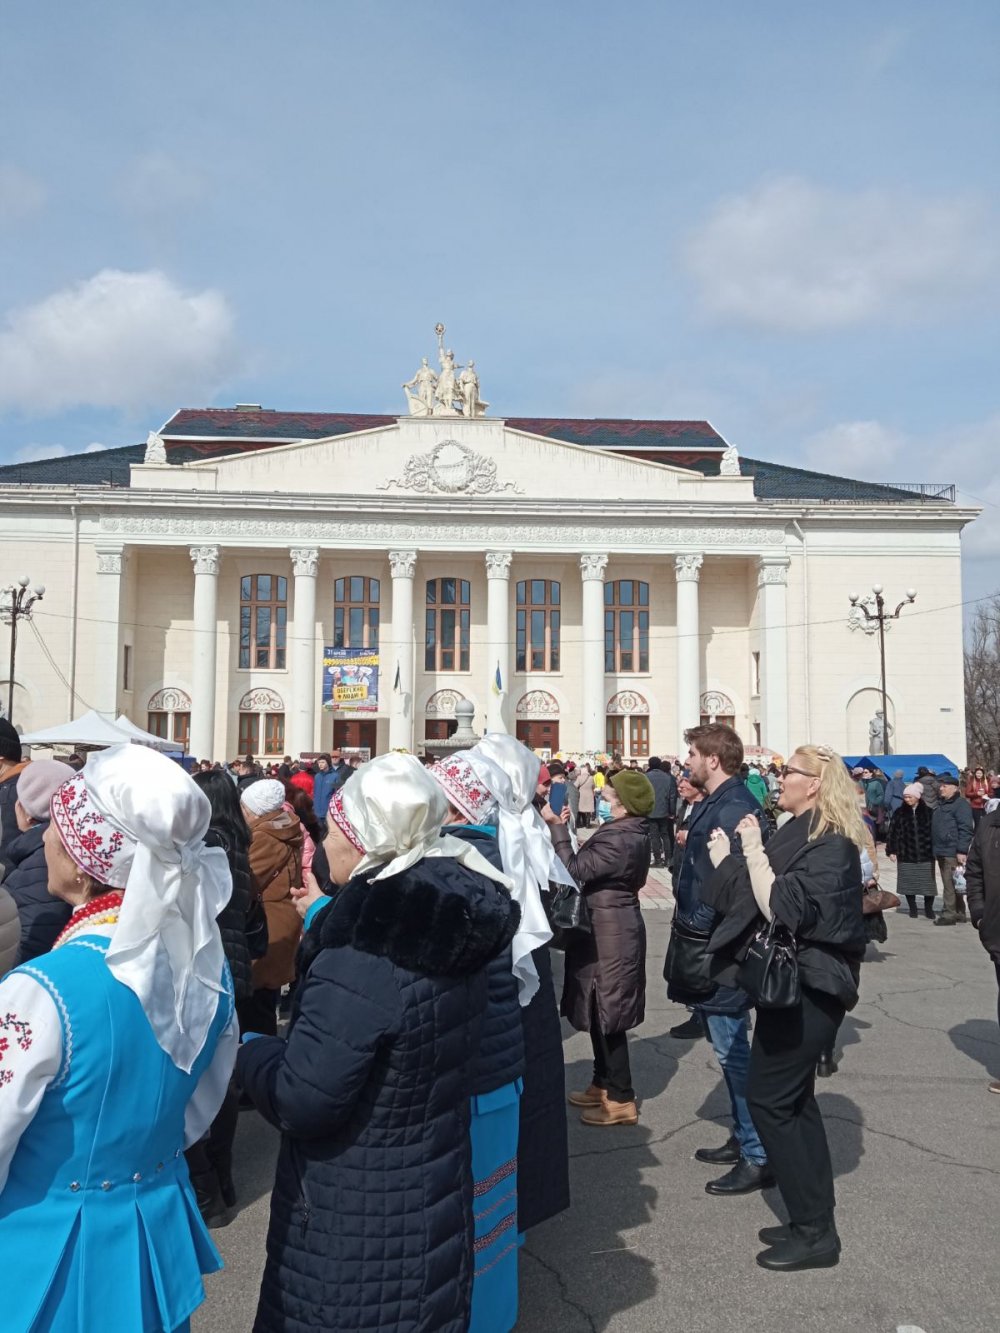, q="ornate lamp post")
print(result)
[847,584,916,754]
[1,576,45,722]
